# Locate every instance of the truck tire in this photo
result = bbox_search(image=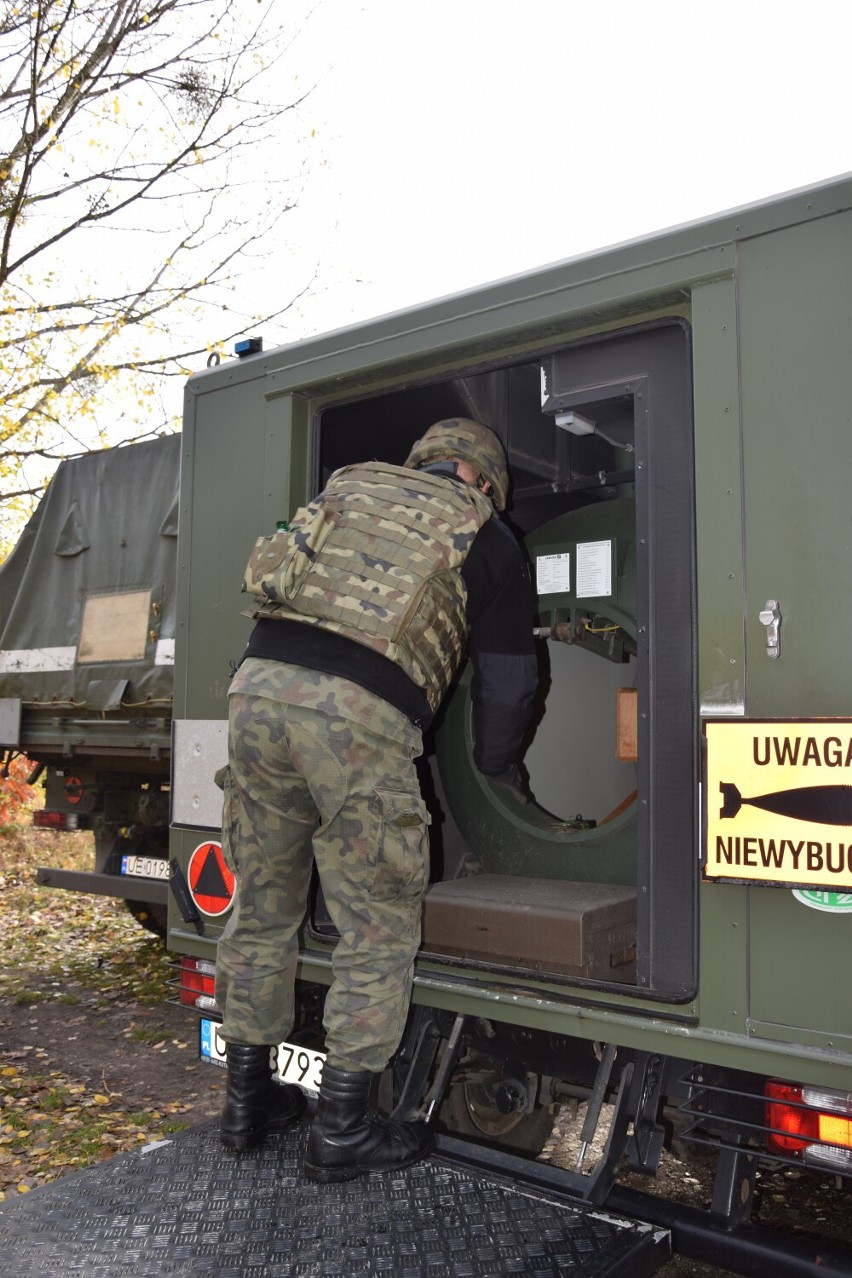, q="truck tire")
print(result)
[439,1073,556,1156]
